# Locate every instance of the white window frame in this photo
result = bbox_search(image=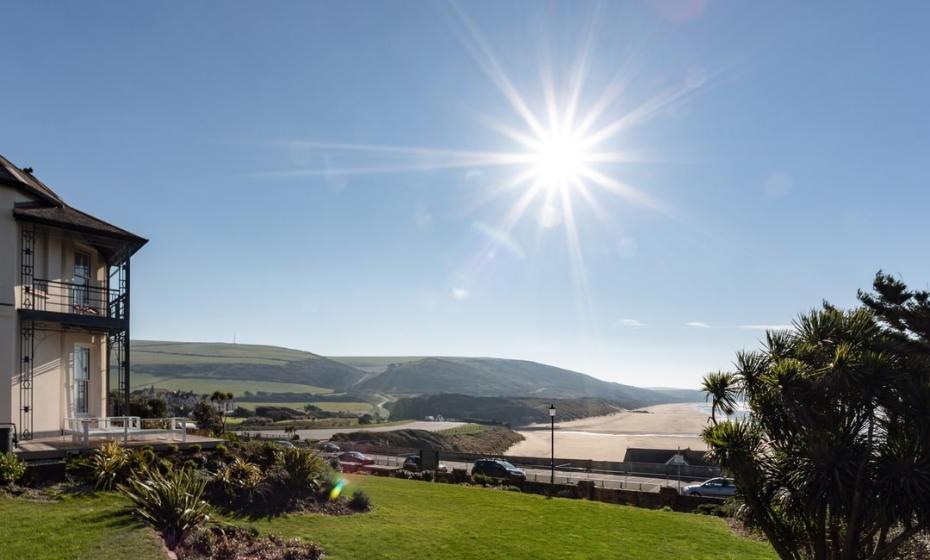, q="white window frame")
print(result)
[73,344,92,416]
